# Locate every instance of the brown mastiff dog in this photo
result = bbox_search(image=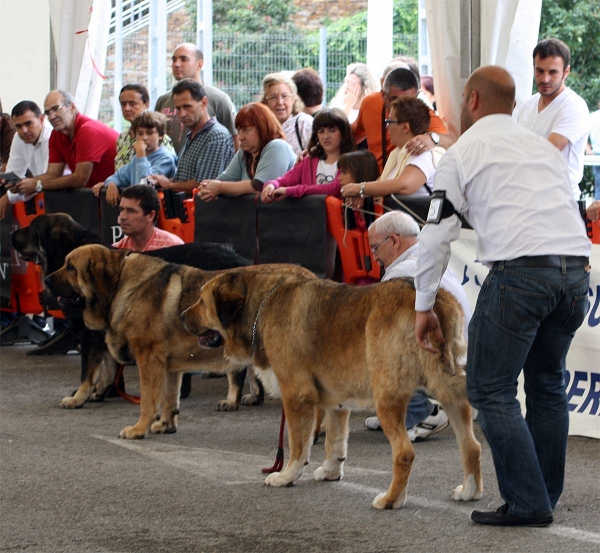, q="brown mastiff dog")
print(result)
[183,267,483,510]
[45,244,312,439]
